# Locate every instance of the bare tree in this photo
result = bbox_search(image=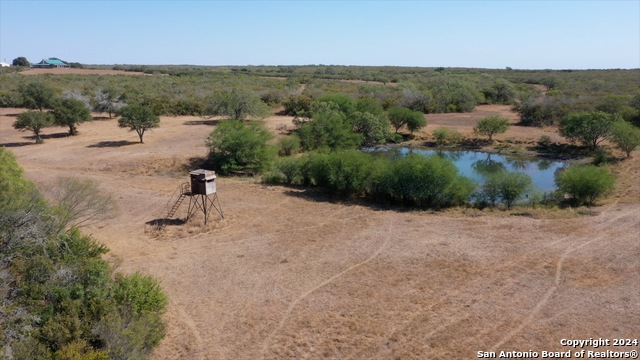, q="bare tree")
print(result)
[51,177,117,231]
[95,89,126,118]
